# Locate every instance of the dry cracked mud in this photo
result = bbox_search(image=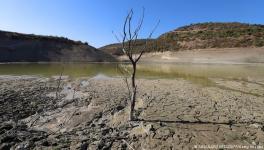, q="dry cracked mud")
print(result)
[0,75,264,149]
